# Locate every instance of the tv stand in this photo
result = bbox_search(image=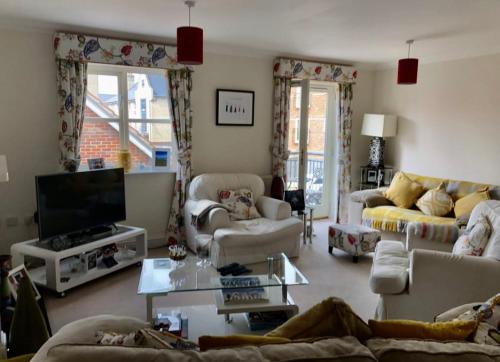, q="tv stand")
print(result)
[11,225,147,296]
